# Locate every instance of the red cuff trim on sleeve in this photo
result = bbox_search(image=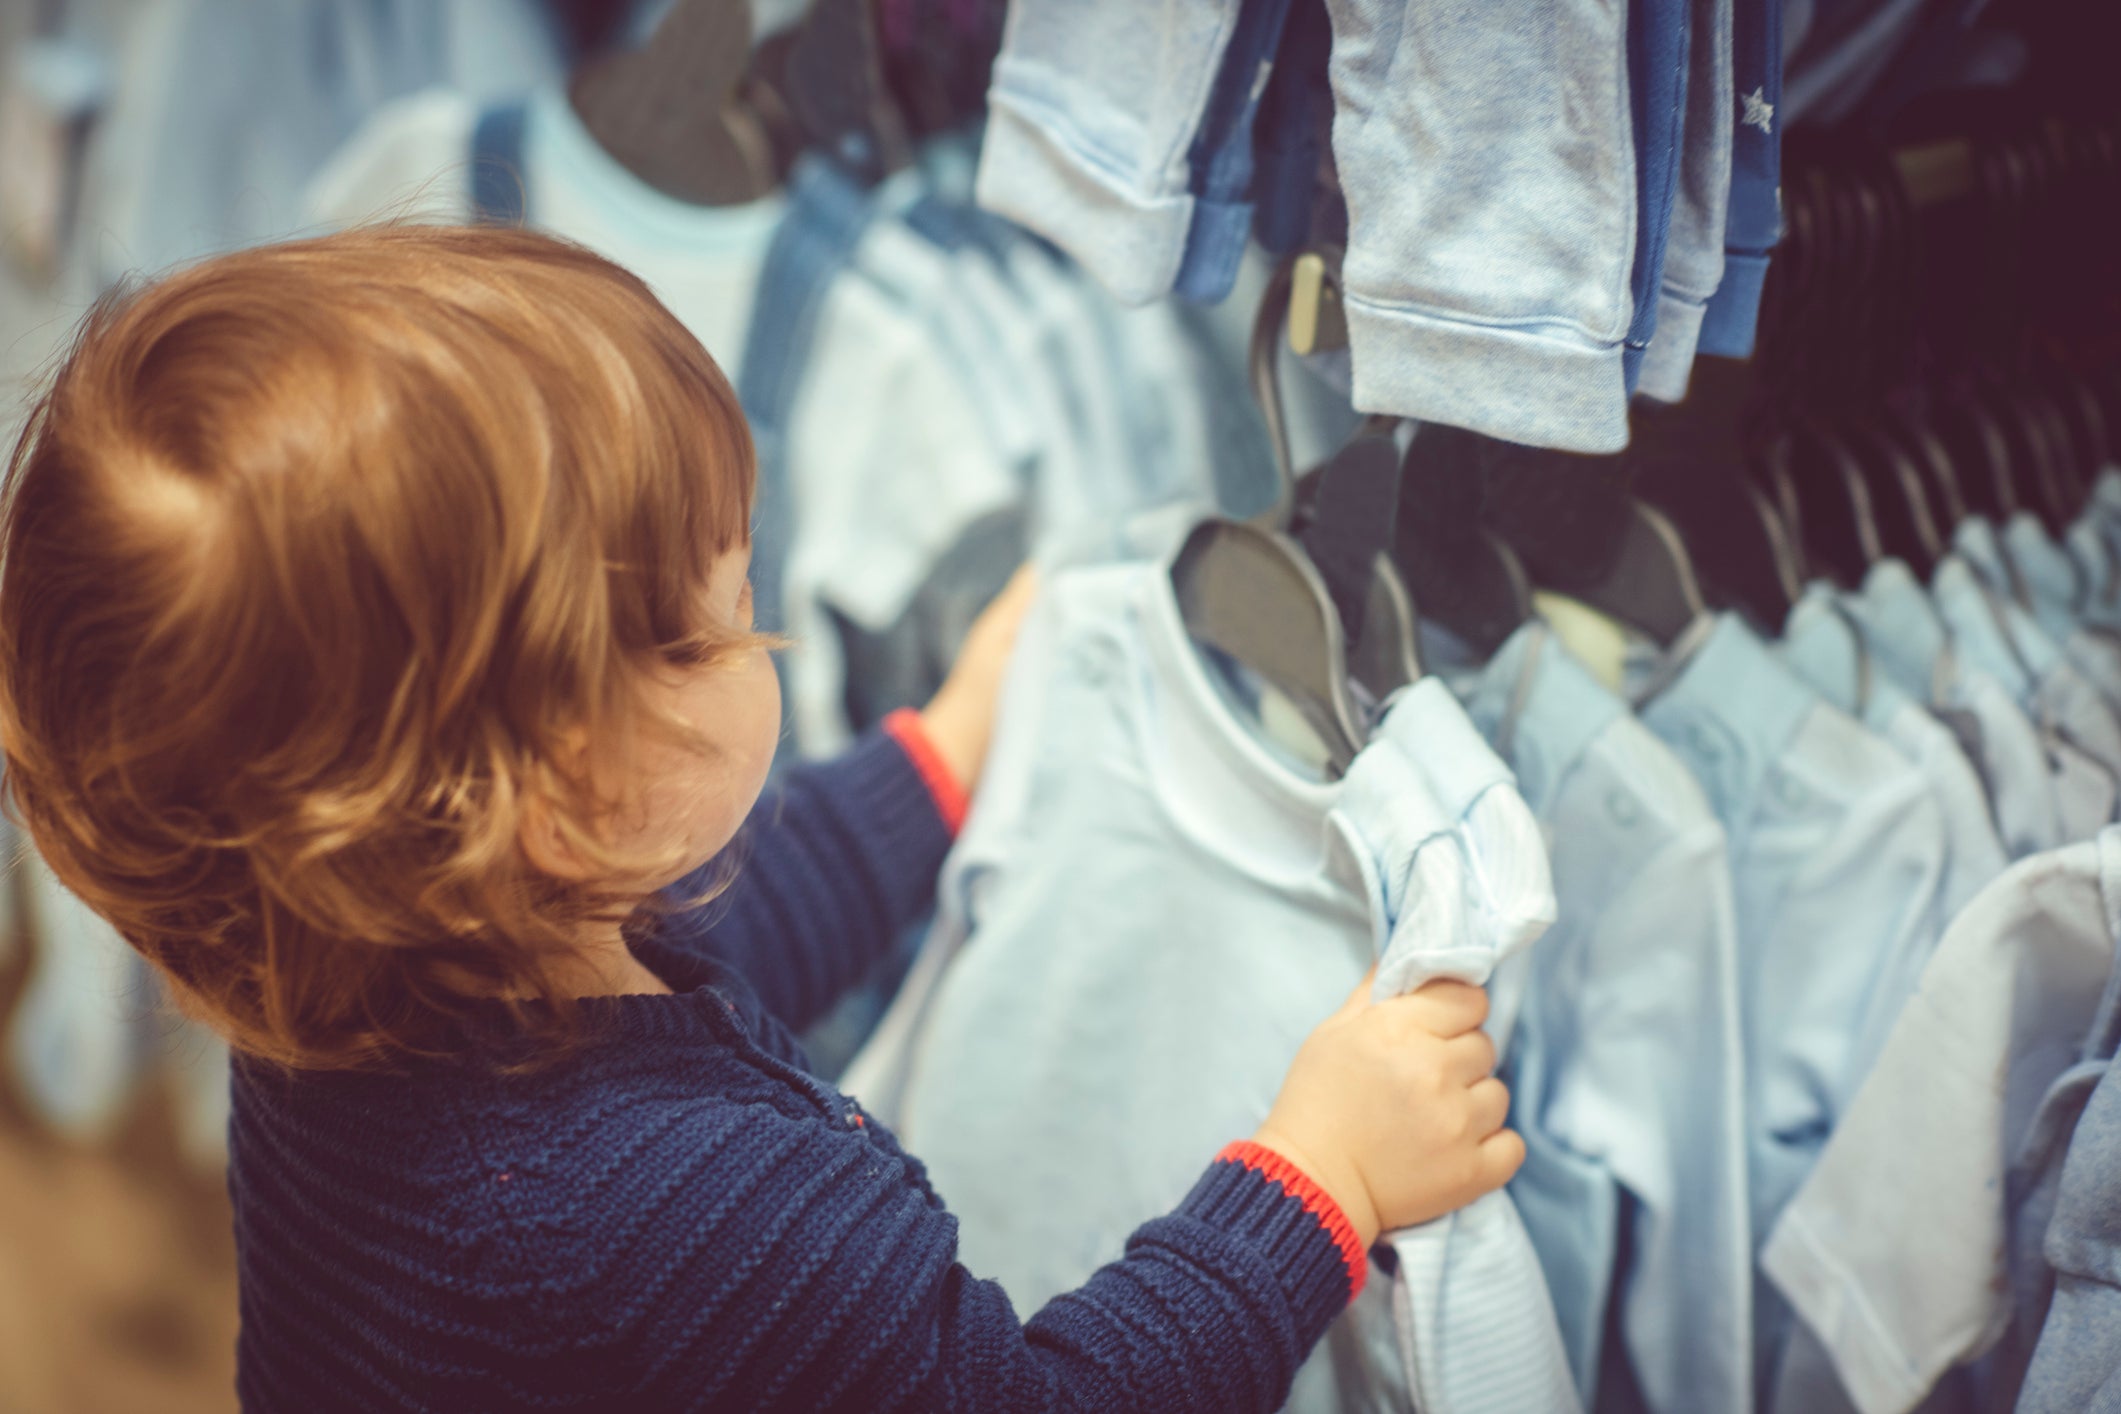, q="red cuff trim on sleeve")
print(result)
[1217,1140,1369,1300]
[881,709,969,836]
